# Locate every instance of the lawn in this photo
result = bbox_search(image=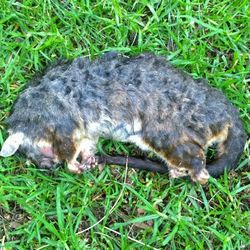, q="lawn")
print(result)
[0,0,249,249]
